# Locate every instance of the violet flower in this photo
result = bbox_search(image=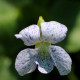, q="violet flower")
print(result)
[15,16,72,76]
